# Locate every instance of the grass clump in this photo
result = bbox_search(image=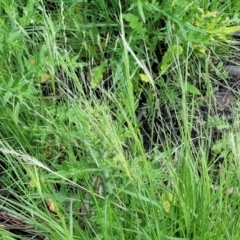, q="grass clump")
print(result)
[1,0,240,239]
